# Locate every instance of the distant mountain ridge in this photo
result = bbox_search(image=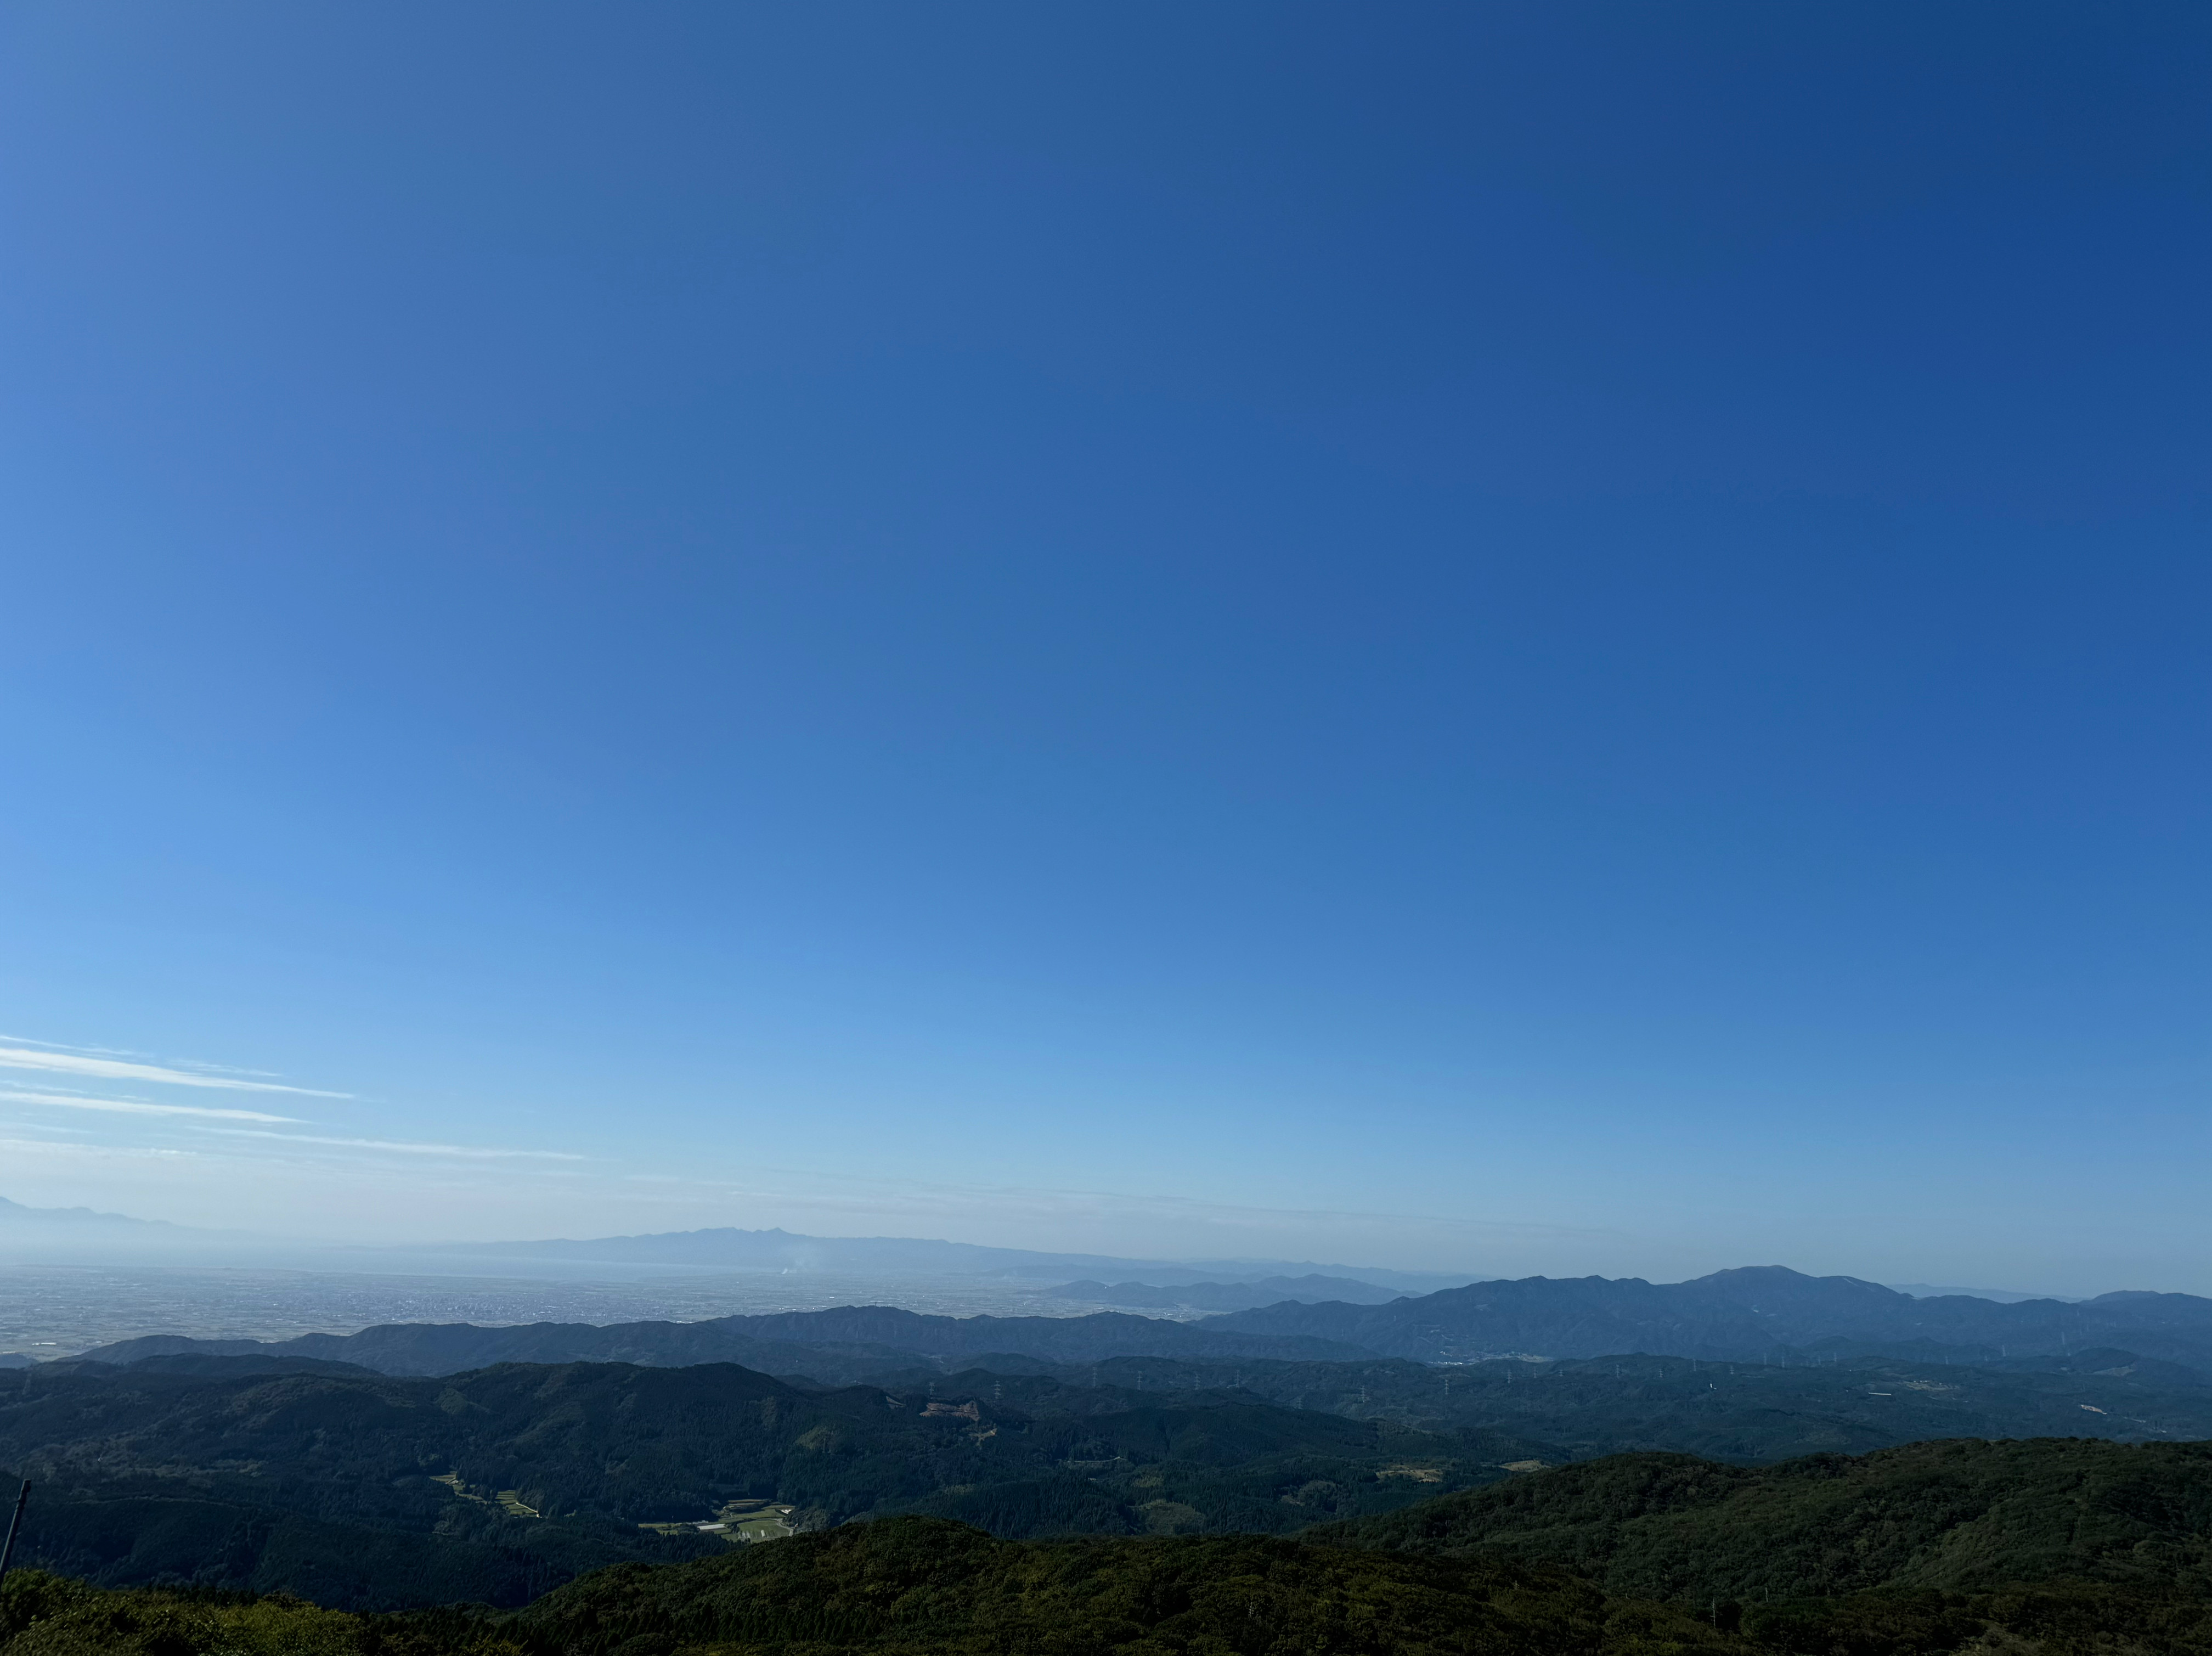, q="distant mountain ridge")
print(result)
[0,1197,1470,1288]
[0,1193,271,1266]
[0,1194,189,1231]
[65,1265,2212,1377]
[0,1193,263,1275]
[373,1225,1465,1292]
[75,1304,1375,1376]
[1206,1264,2212,1368]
